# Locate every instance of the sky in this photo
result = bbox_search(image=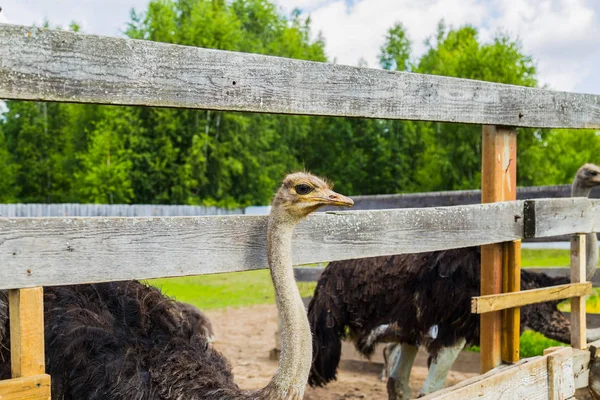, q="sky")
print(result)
[0,0,599,94]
